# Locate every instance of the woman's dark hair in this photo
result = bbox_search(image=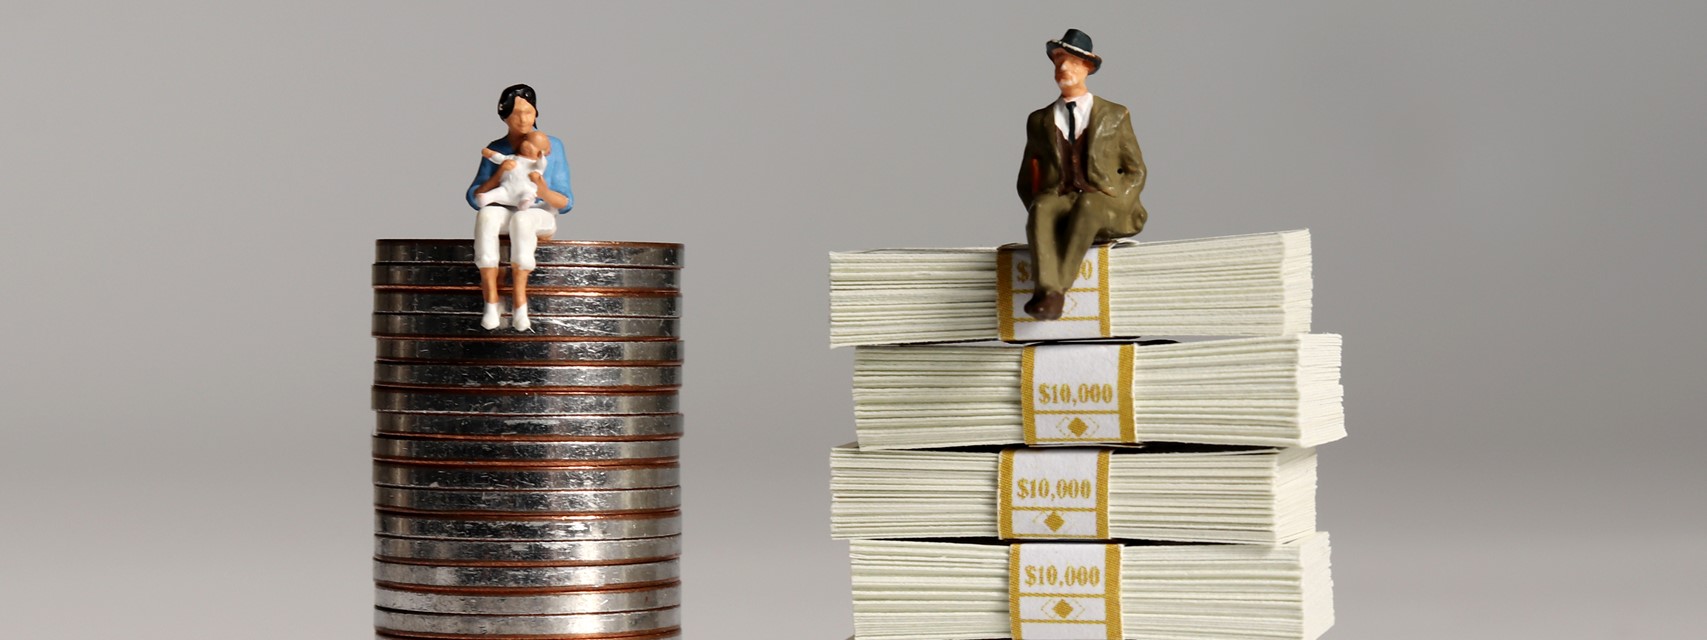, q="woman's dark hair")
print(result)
[497,84,538,120]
